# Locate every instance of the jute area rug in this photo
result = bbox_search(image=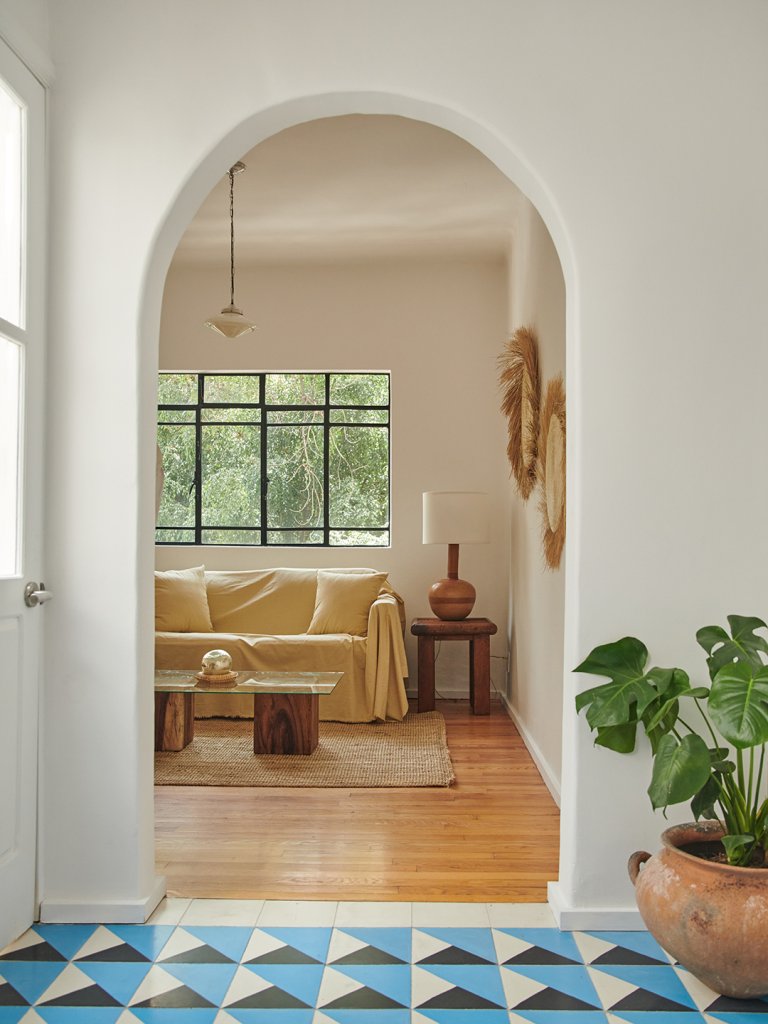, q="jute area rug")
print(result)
[155,712,455,788]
